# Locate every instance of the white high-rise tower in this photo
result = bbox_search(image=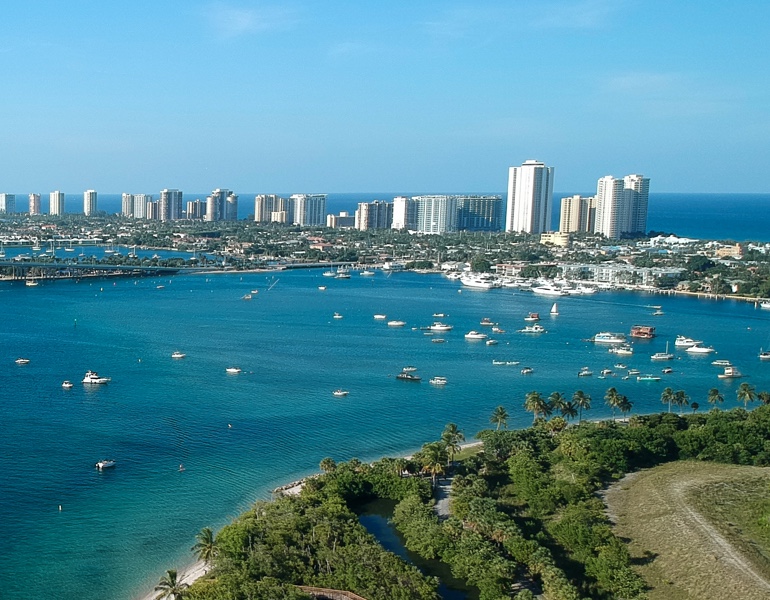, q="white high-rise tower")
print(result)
[50,191,65,216]
[83,190,97,216]
[594,174,650,238]
[505,160,554,233]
